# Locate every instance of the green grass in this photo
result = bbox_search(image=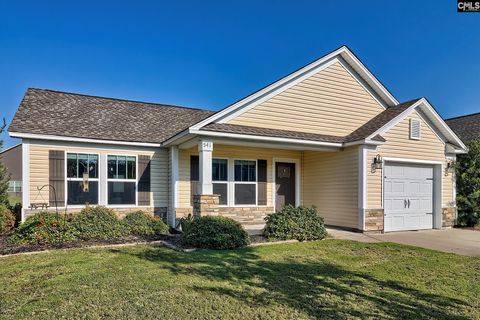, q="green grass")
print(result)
[0,240,478,319]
